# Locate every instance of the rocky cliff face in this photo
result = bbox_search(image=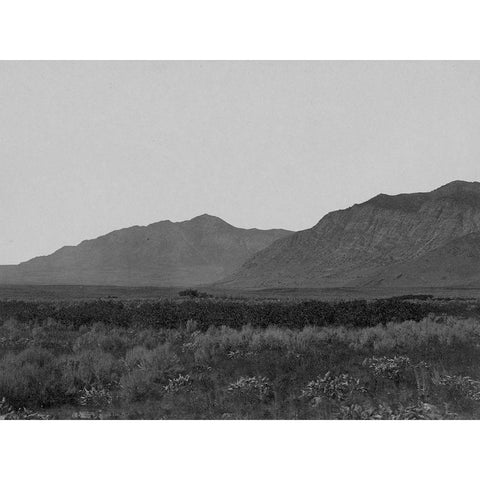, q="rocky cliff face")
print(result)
[223,181,480,288]
[0,214,292,287]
